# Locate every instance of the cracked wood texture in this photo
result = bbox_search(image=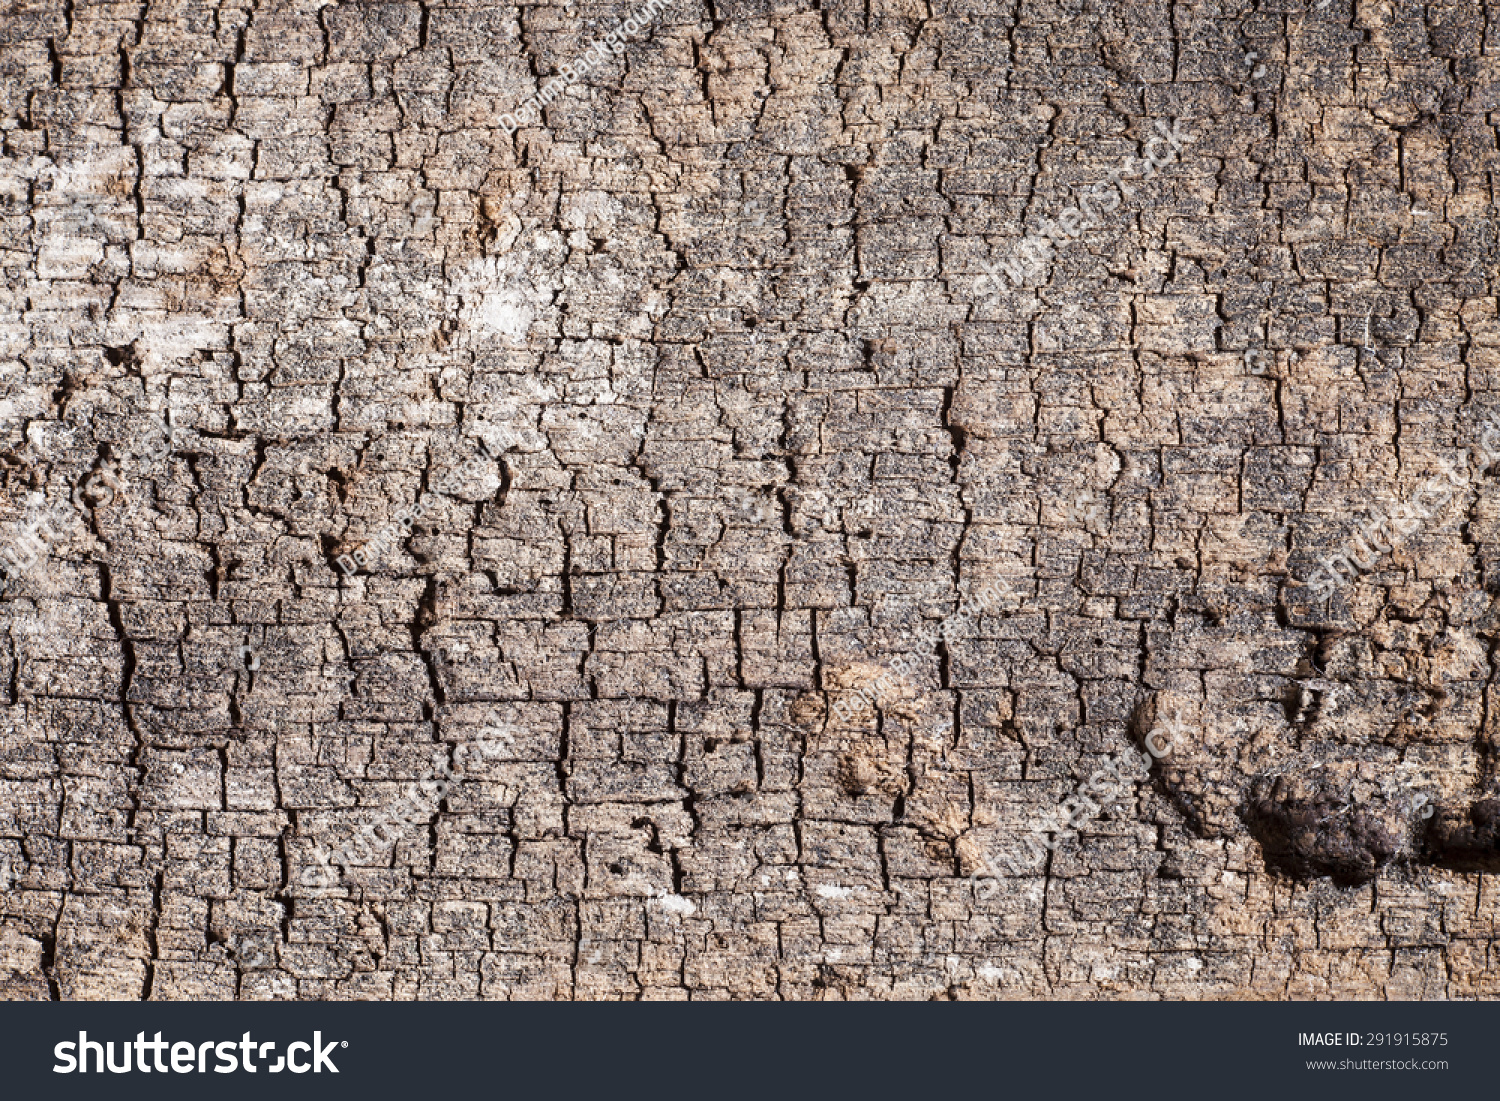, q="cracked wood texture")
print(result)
[3,0,1500,1001]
